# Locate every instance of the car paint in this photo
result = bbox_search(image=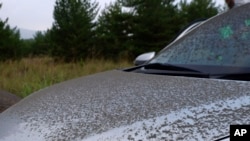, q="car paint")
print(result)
[0,70,249,140]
